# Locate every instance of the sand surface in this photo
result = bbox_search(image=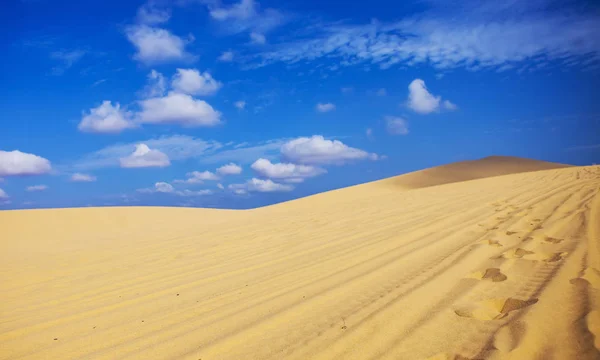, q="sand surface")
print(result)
[1,158,600,359]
